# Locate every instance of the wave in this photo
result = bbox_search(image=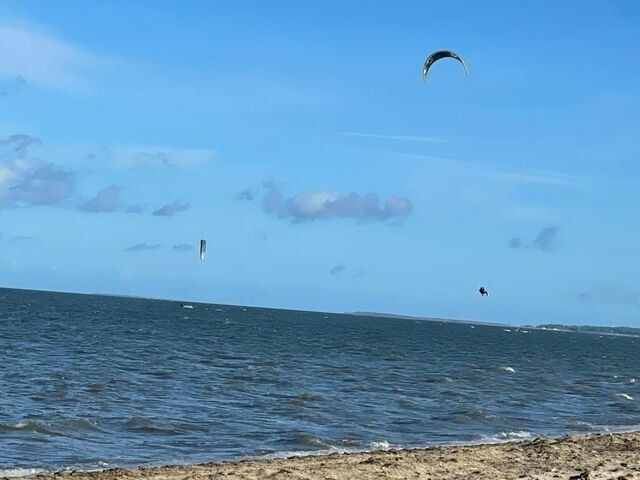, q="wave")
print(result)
[0,421,56,435]
[290,393,324,405]
[0,418,101,436]
[123,417,184,435]
[615,393,634,401]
